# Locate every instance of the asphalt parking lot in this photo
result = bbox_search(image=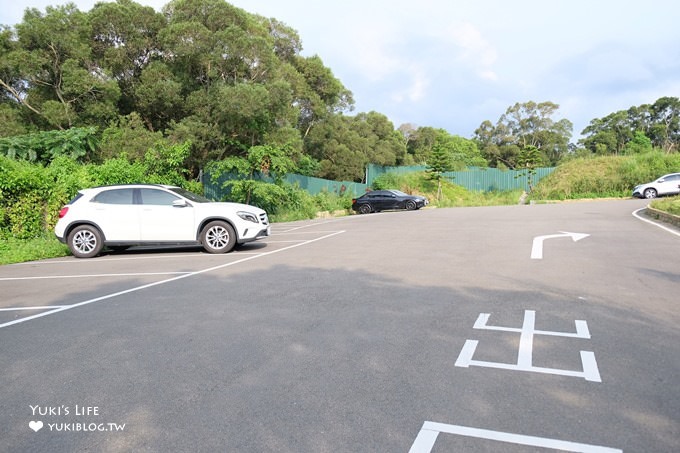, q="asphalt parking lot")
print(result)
[1,199,678,452]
